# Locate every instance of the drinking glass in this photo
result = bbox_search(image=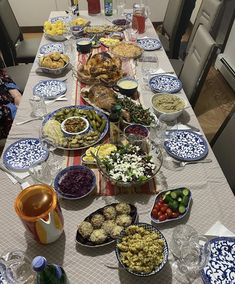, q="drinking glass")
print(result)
[39,128,62,177]
[0,250,35,284]
[149,115,167,147]
[29,160,53,185]
[29,96,47,118]
[170,224,198,258]
[126,27,137,42]
[172,236,211,283]
[117,0,126,16]
[141,0,151,17]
